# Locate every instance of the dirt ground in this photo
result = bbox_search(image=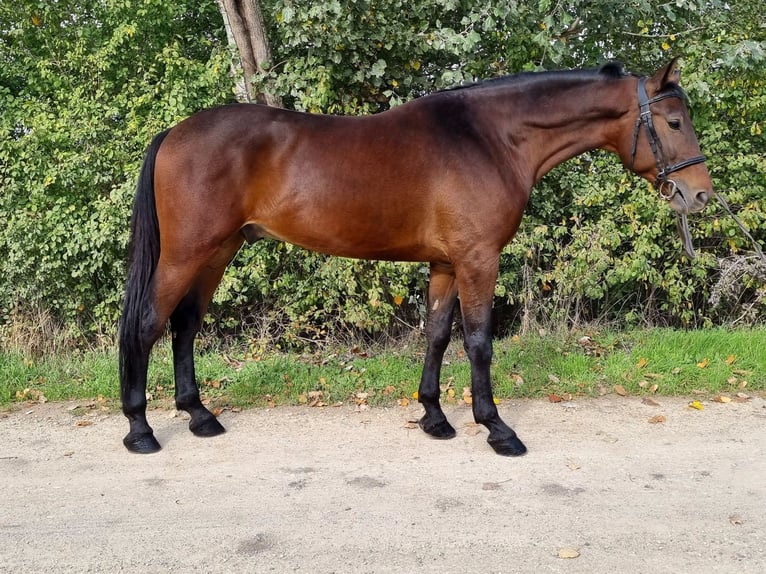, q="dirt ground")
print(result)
[1,396,765,573]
